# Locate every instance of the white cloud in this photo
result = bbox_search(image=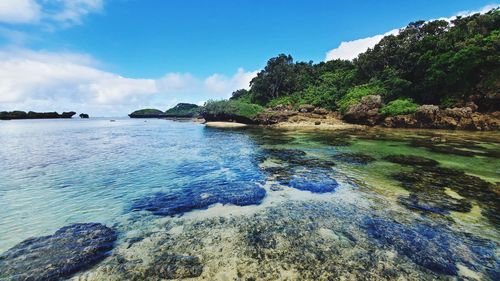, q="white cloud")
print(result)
[0,48,257,116]
[325,3,499,61]
[0,0,41,24]
[325,29,399,61]
[0,0,102,26]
